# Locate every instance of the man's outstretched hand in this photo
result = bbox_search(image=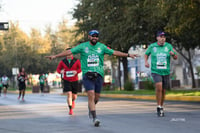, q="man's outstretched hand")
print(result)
[45,55,56,60]
[129,54,140,59]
